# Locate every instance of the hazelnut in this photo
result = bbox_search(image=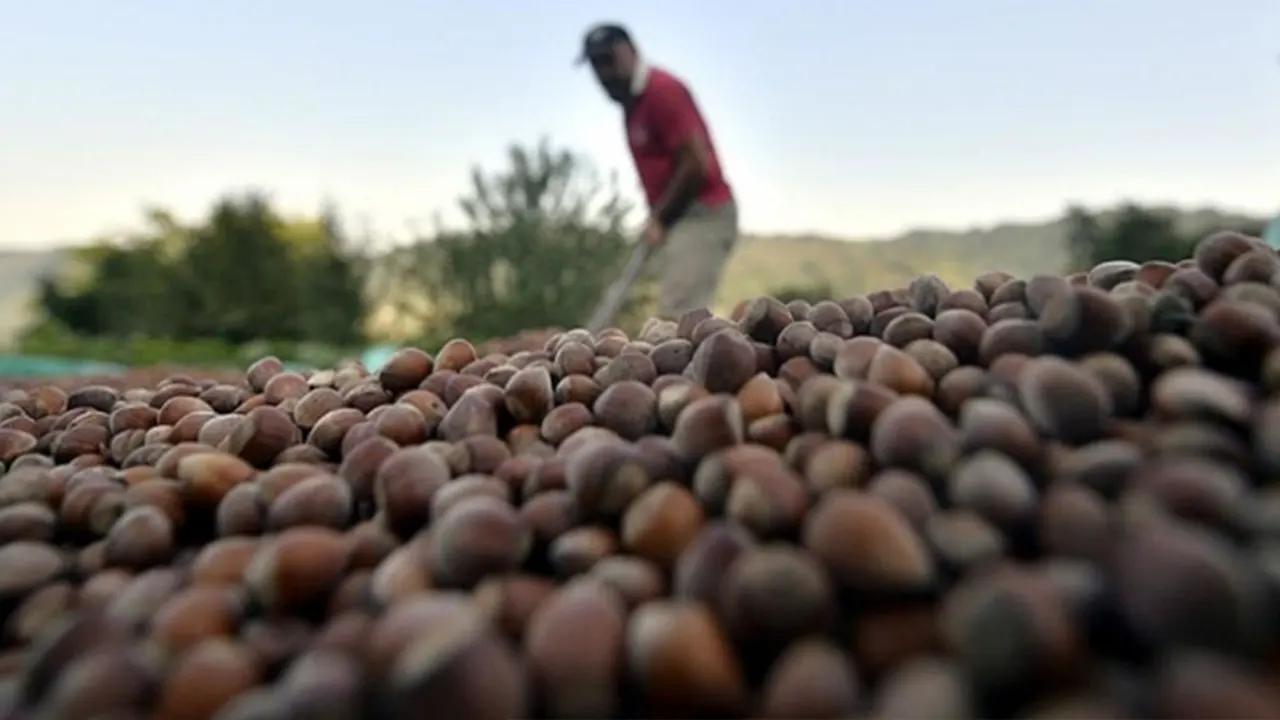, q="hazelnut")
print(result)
[338,435,397,503]
[837,295,874,334]
[726,463,809,538]
[379,347,434,392]
[720,544,835,655]
[804,490,934,593]
[979,319,1046,365]
[519,490,574,544]
[220,406,296,467]
[1194,229,1266,282]
[504,366,555,424]
[0,540,65,602]
[833,336,883,380]
[804,439,871,495]
[538,403,592,447]
[685,329,757,393]
[216,482,266,537]
[177,451,255,511]
[374,446,451,537]
[959,398,1043,472]
[1017,357,1113,444]
[431,495,530,588]
[108,402,158,434]
[549,525,618,578]
[293,387,345,431]
[627,600,747,717]
[760,639,860,719]
[589,555,667,609]
[154,638,261,720]
[66,385,119,412]
[622,481,704,568]
[246,526,351,613]
[870,396,960,479]
[151,586,243,654]
[948,451,1038,530]
[867,469,937,532]
[122,478,186,528]
[246,356,284,392]
[191,537,259,586]
[267,473,352,530]
[302,407,363,458]
[103,505,174,570]
[387,601,527,720]
[525,578,627,718]
[434,338,478,373]
[430,475,509,521]
[439,386,500,441]
[158,395,214,426]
